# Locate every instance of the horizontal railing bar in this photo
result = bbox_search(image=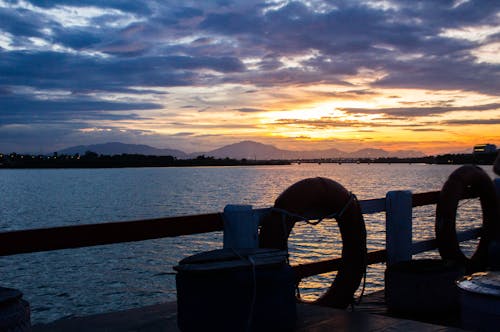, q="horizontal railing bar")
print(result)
[293,249,387,280]
[0,213,223,256]
[0,190,481,257]
[295,226,483,279]
[411,238,437,255]
[360,198,386,214]
[412,190,478,208]
[411,227,482,255]
[457,227,482,242]
[412,191,439,207]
